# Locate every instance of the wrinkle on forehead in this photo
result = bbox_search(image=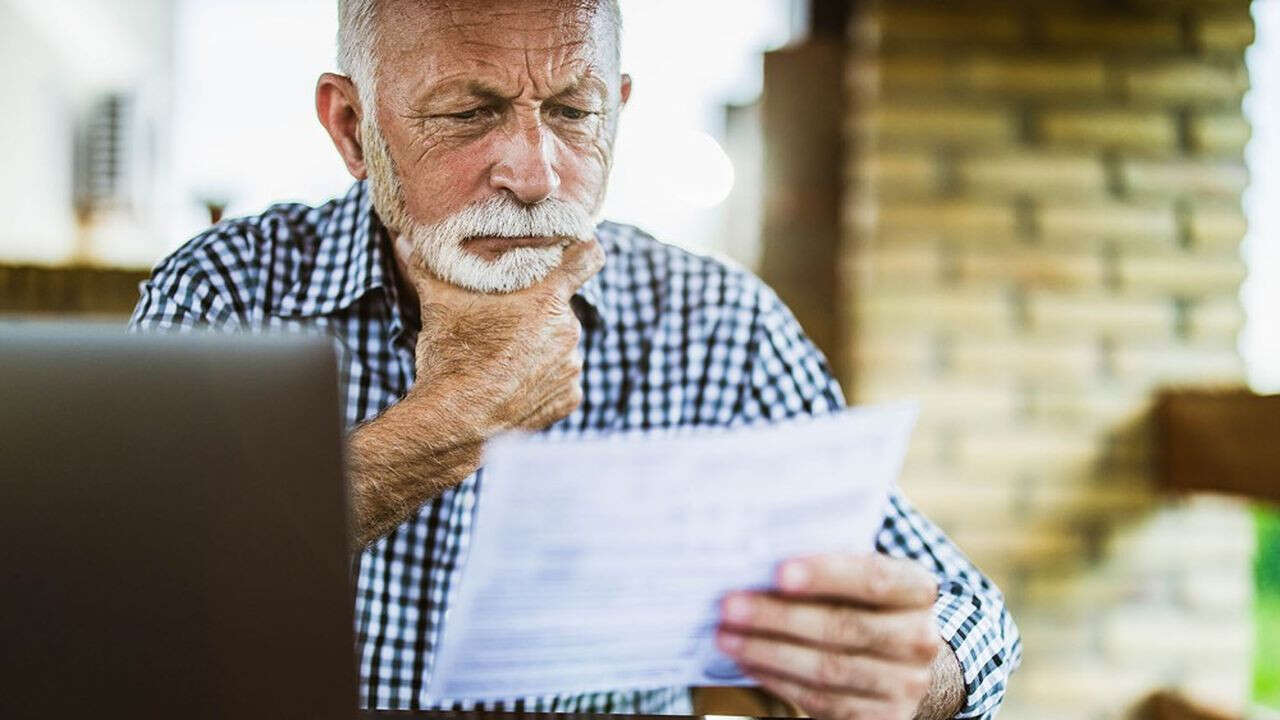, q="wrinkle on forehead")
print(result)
[376,0,615,103]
